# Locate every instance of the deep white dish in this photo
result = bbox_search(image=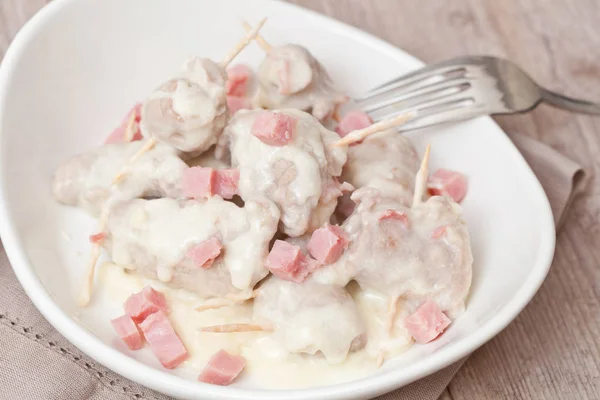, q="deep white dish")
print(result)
[0,0,555,398]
